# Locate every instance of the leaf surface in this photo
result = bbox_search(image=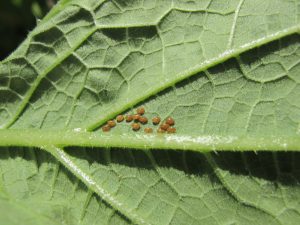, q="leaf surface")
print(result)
[0,0,300,224]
